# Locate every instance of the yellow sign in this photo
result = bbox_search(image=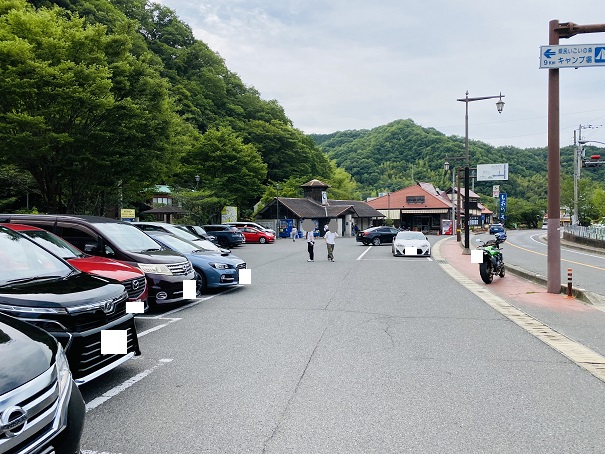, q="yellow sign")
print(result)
[121,209,136,219]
